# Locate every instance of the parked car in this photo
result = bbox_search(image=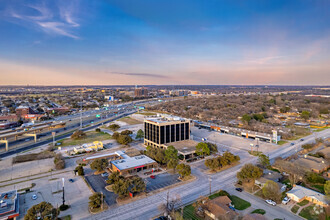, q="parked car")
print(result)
[150,175,156,179]
[282,197,290,205]
[101,173,109,177]
[265,199,276,206]
[32,194,38,200]
[300,139,304,141]
[69,179,74,183]
[235,188,243,192]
